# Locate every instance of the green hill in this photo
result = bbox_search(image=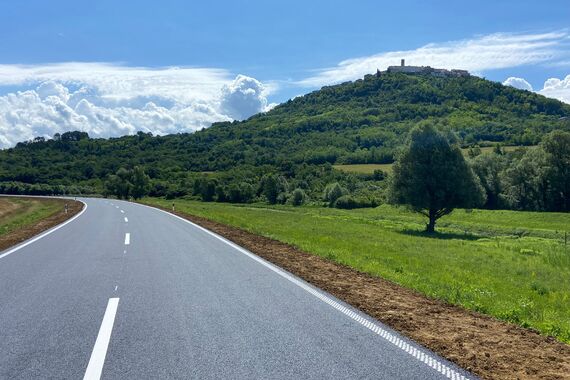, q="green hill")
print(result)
[0,71,569,196]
